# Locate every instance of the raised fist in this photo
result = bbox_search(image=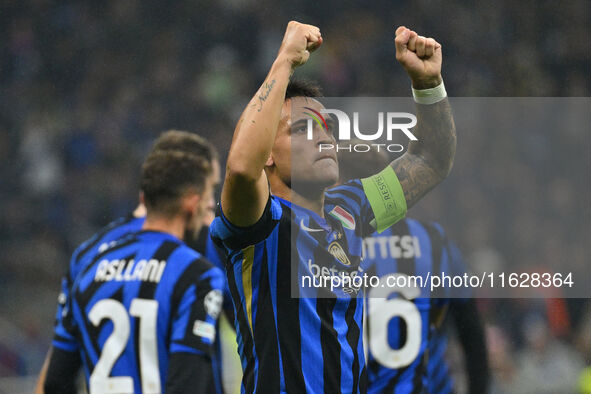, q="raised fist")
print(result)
[394,26,443,89]
[277,21,322,69]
